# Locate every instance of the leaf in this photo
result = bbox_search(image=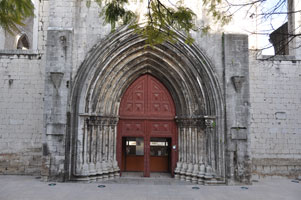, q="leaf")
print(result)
[86,0,91,8]
[0,0,34,34]
[88,0,230,46]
